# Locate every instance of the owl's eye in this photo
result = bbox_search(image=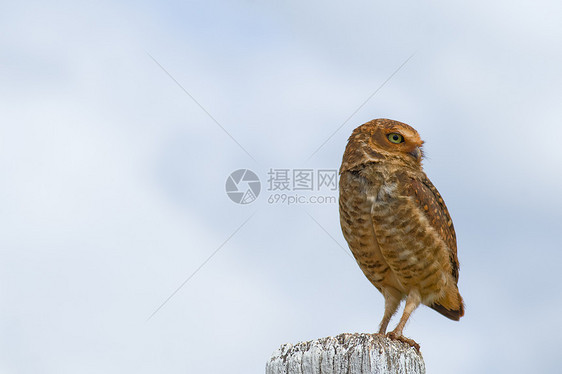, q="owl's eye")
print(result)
[387,133,404,144]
